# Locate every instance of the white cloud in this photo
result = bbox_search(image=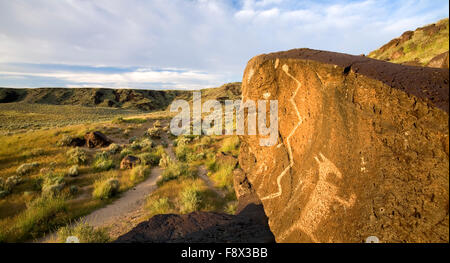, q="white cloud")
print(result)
[0,0,448,89]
